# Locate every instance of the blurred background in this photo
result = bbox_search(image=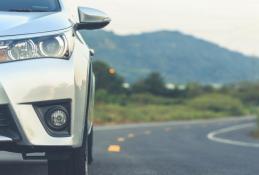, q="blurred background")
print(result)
[78,0,259,135]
